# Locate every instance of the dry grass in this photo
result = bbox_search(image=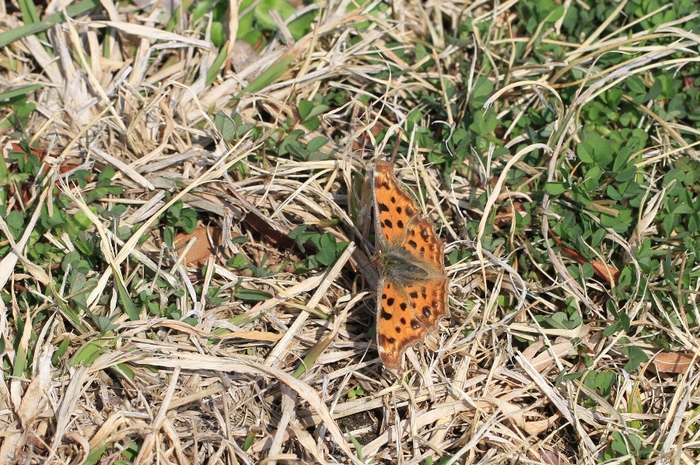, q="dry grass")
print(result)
[1,0,700,464]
